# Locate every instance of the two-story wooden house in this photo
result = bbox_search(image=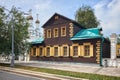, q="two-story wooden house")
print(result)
[30,13,110,65]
